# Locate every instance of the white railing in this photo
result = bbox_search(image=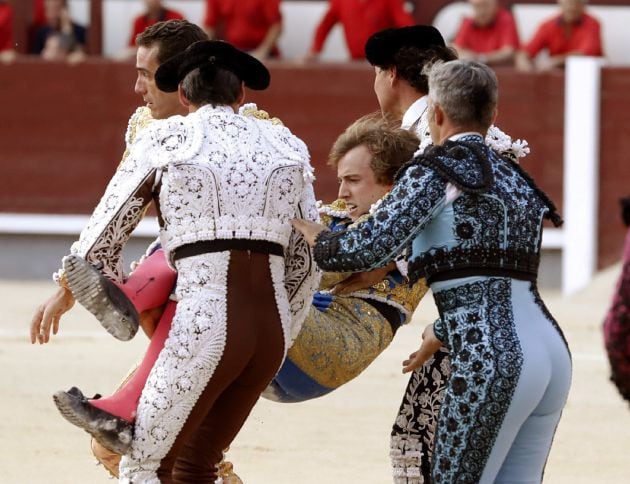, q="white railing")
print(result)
[561,57,605,294]
[0,213,159,238]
